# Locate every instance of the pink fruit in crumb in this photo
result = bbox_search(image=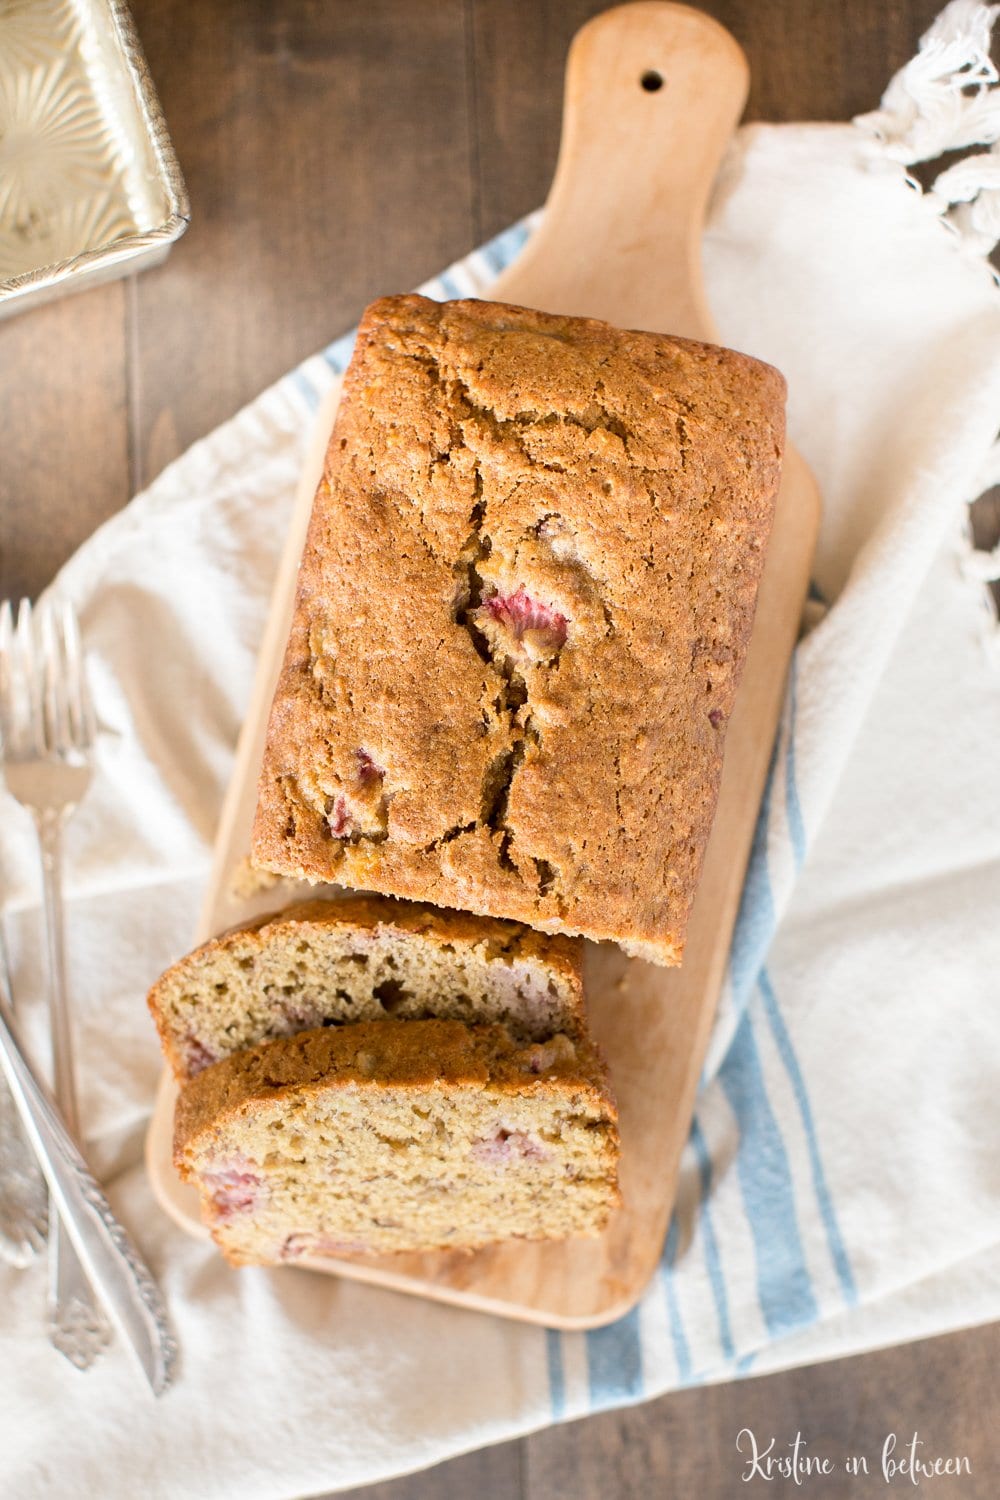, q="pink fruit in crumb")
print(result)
[279,998,322,1032]
[708,708,723,728]
[279,1234,309,1260]
[320,1236,368,1255]
[480,588,567,654]
[356,749,385,786]
[183,1032,218,1075]
[203,1161,262,1219]
[471,1128,550,1165]
[328,793,352,836]
[522,1034,576,1074]
[280,1233,367,1259]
